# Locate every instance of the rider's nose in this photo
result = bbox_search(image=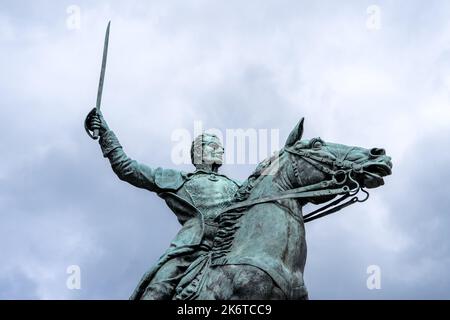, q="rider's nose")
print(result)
[369,148,386,158]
